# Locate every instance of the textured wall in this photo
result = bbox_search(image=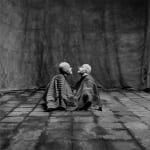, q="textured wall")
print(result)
[0,0,30,89]
[142,0,150,89]
[0,0,148,90]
